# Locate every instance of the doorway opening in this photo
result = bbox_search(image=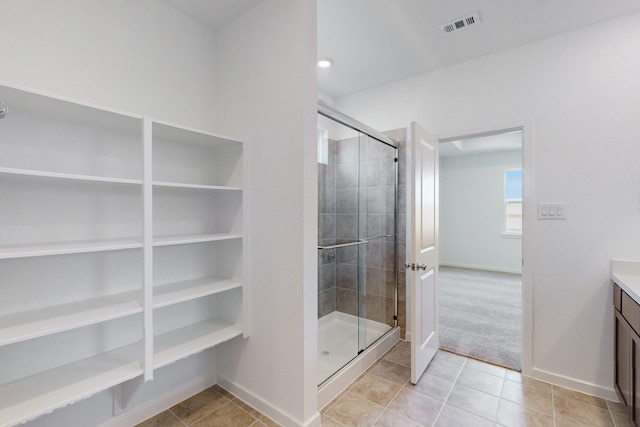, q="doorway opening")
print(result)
[438,129,523,371]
